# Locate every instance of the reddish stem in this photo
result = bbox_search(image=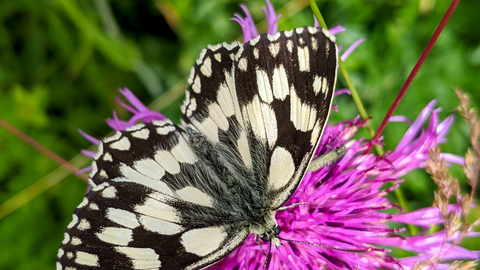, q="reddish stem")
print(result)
[365,0,460,154]
[0,119,89,183]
